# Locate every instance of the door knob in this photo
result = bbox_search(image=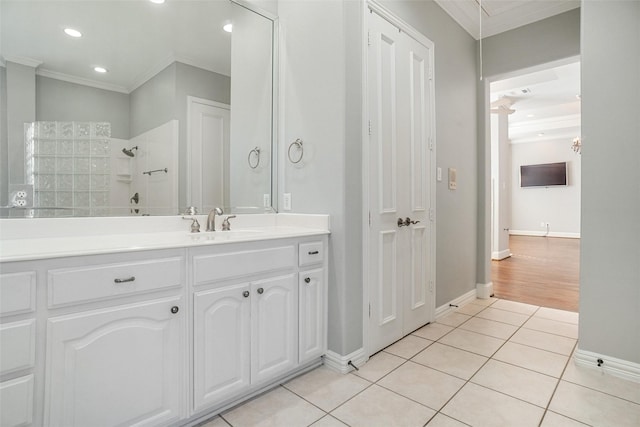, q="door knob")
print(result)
[397,218,407,227]
[405,217,420,225]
